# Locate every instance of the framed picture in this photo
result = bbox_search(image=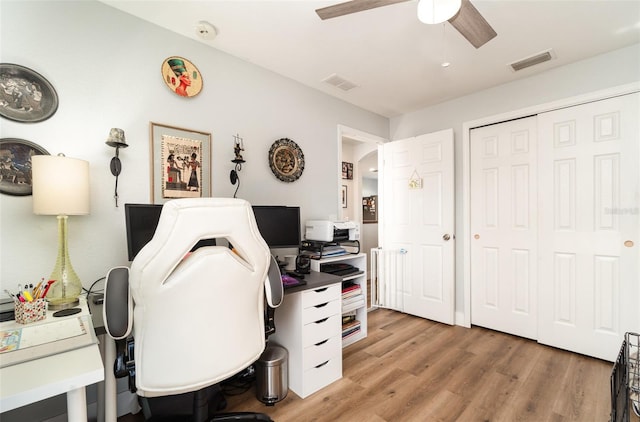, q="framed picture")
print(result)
[341,185,348,208]
[0,138,49,196]
[150,122,211,203]
[0,63,59,123]
[341,161,353,180]
[363,195,377,223]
